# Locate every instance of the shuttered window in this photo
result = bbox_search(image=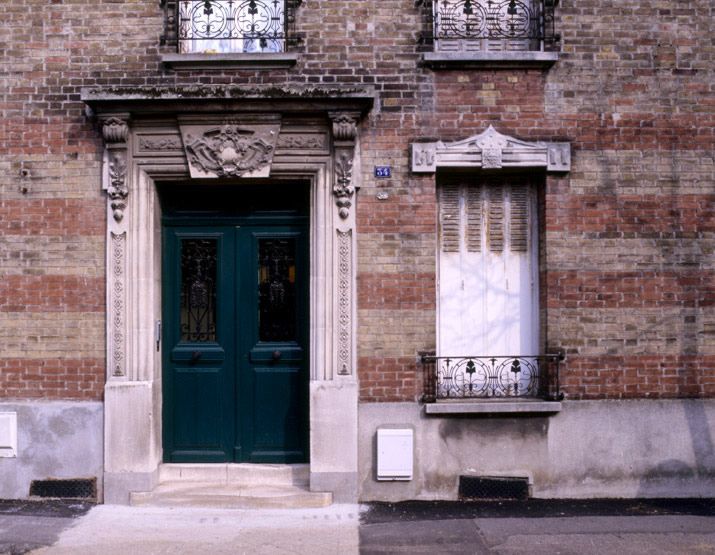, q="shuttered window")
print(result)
[437,179,538,356]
